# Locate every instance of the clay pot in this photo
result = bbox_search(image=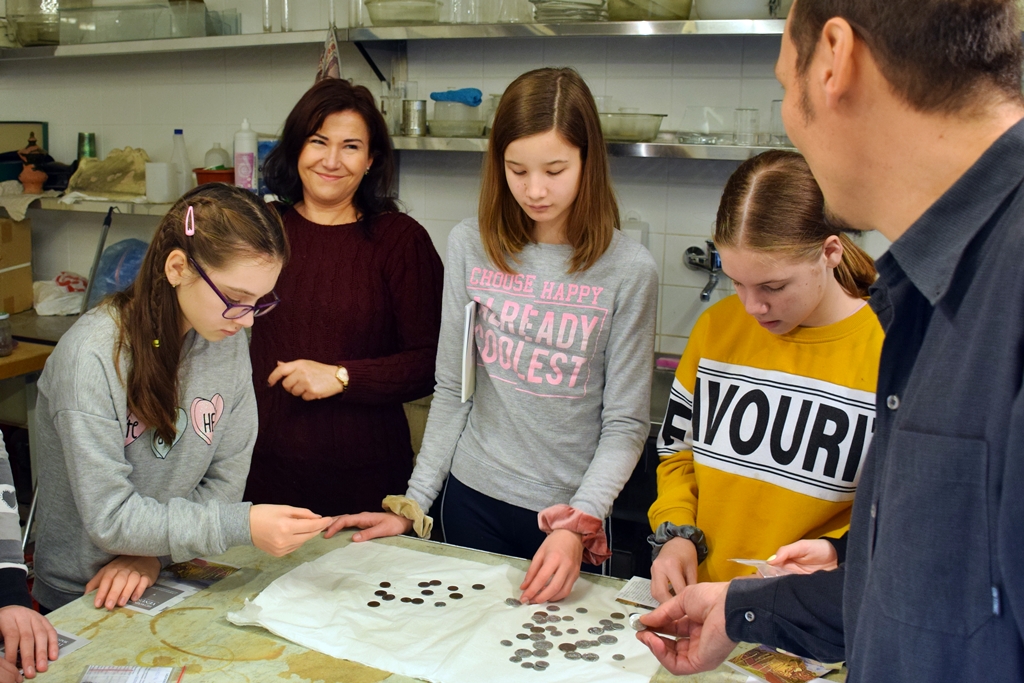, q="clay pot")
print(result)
[19,164,46,194]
